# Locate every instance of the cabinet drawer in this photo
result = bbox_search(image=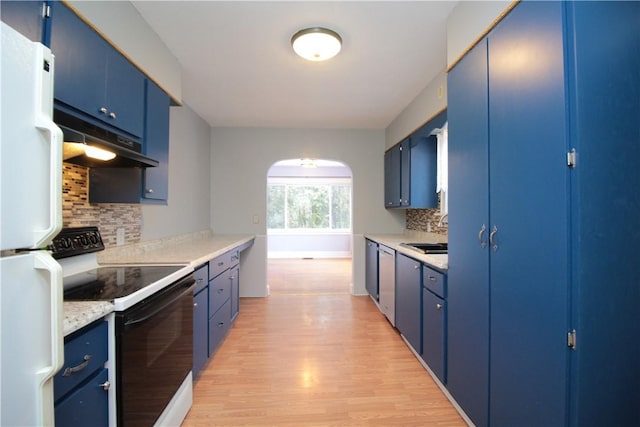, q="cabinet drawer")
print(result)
[55,368,109,427]
[209,252,232,280]
[193,263,209,294]
[209,272,231,315]
[208,299,231,355]
[54,321,108,402]
[423,266,446,298]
